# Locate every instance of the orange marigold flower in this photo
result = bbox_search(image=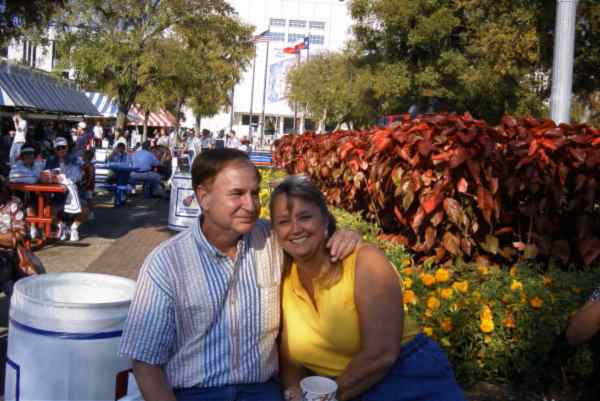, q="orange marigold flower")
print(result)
[435,268,450,283]
[480,318,495,333]
[503,314,516,329]
[427,296,441,310]
[424,308,433,318]
[403,290,417,305]
[440,318,453,333]
[440,288,453,300]
[423,326,433,336]
[530,296,543,309]
[480,305,493,321]
[421,273,436,287]
[510,280,523,292]
[542,276,552,286]
[403,277,413,289]
[402,267,414,276]
[478,265,489,275]
[452,280,469,293]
